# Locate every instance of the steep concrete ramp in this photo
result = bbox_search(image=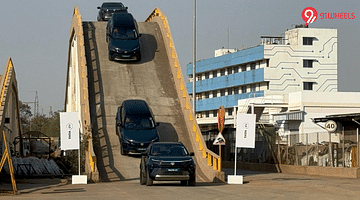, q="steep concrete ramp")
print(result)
[83,21,205,182]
